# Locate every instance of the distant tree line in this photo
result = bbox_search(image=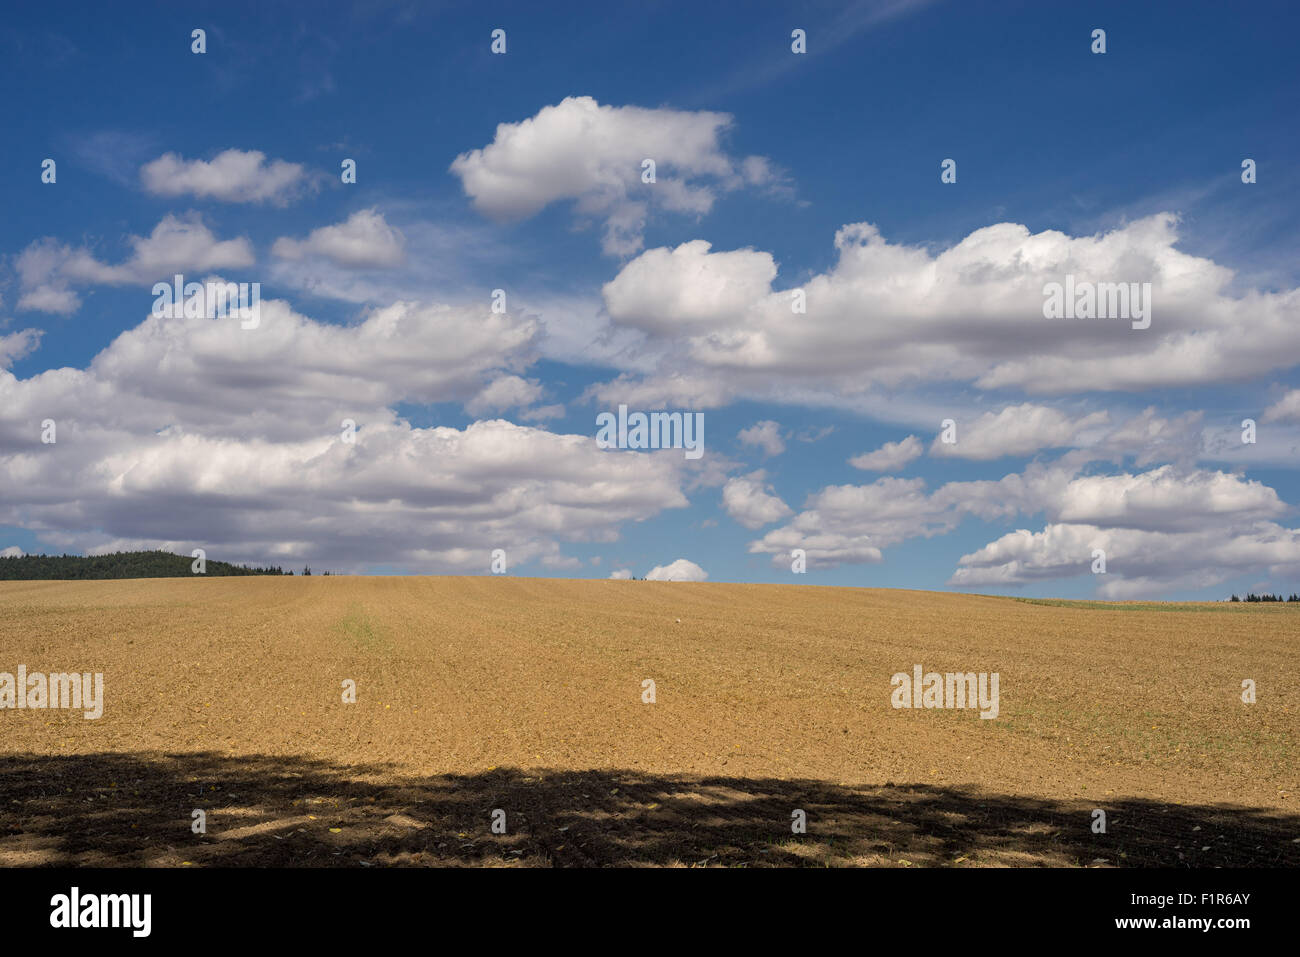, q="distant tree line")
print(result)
[0,550,294,580]
[1228,593,1299,602]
